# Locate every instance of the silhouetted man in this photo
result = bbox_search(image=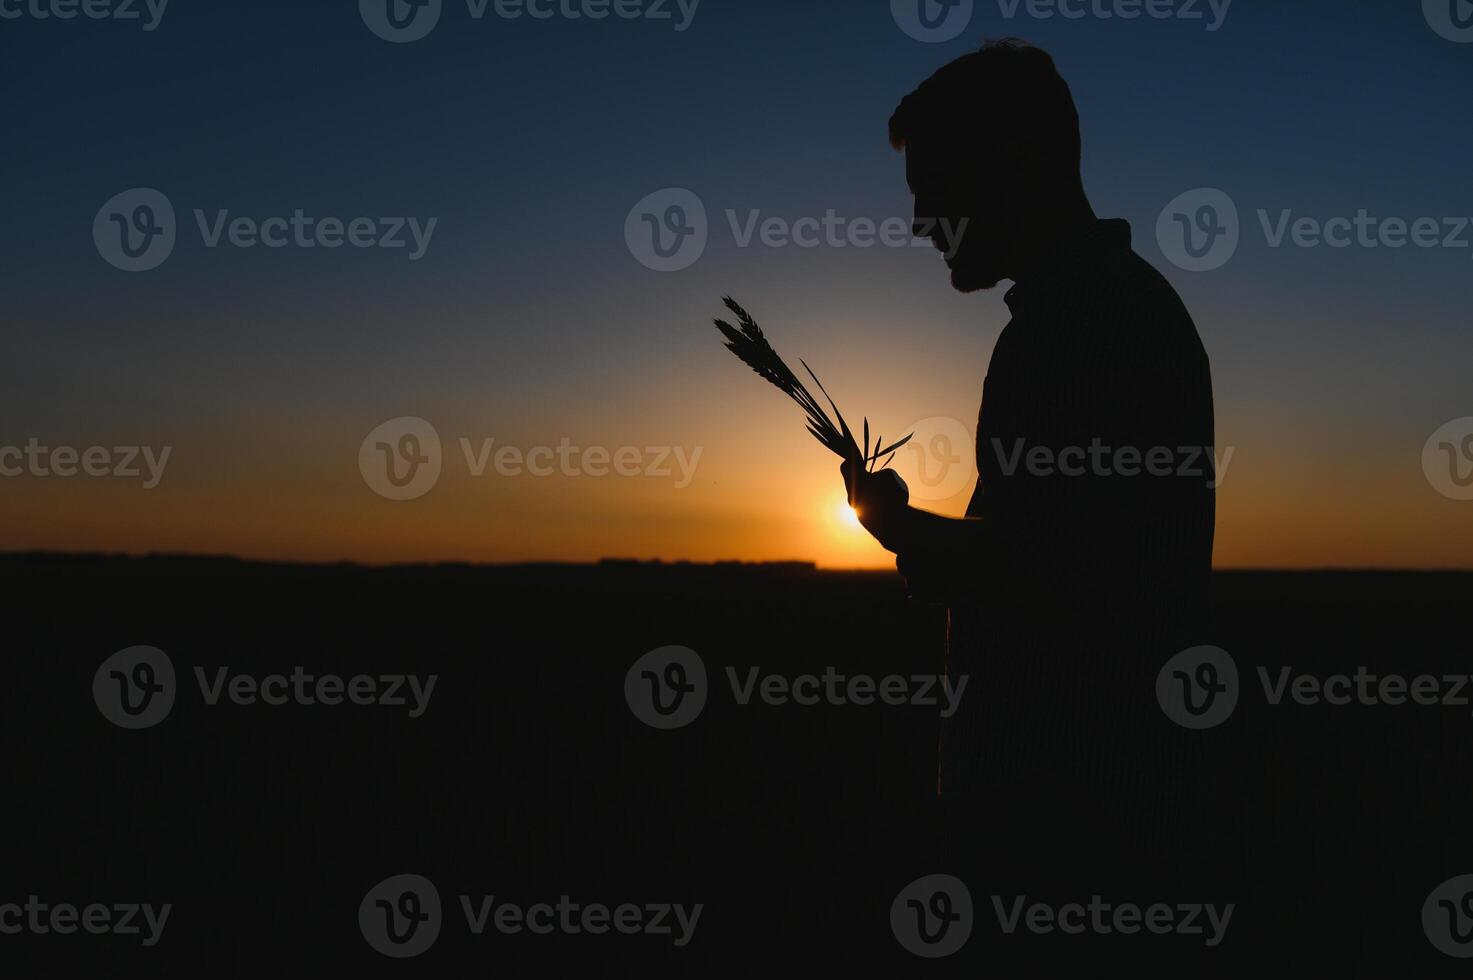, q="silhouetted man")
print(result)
[844,39,1234,965]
